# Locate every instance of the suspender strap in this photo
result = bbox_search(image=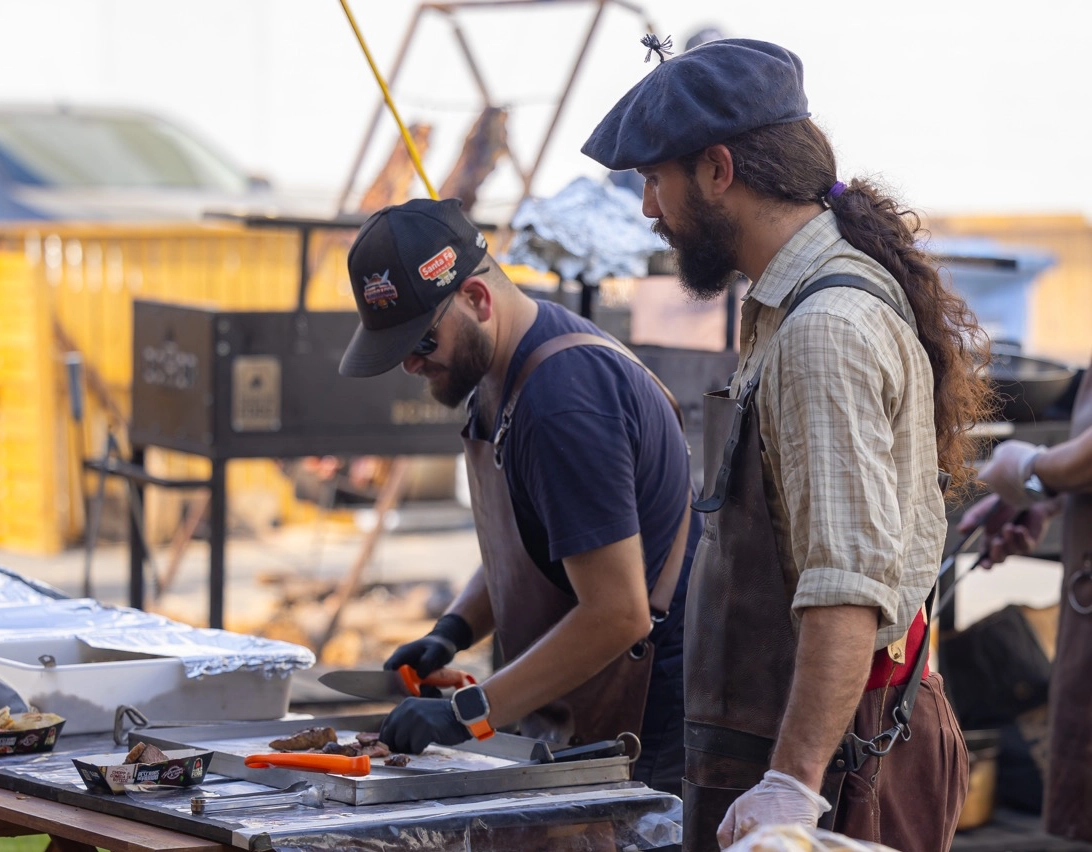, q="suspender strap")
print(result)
[783,273,909,324]
[788,276,932,772]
